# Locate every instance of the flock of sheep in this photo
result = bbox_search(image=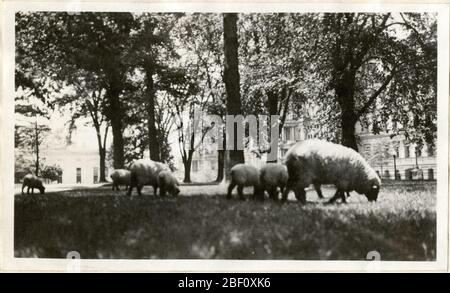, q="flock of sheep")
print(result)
[21,139,382,203]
